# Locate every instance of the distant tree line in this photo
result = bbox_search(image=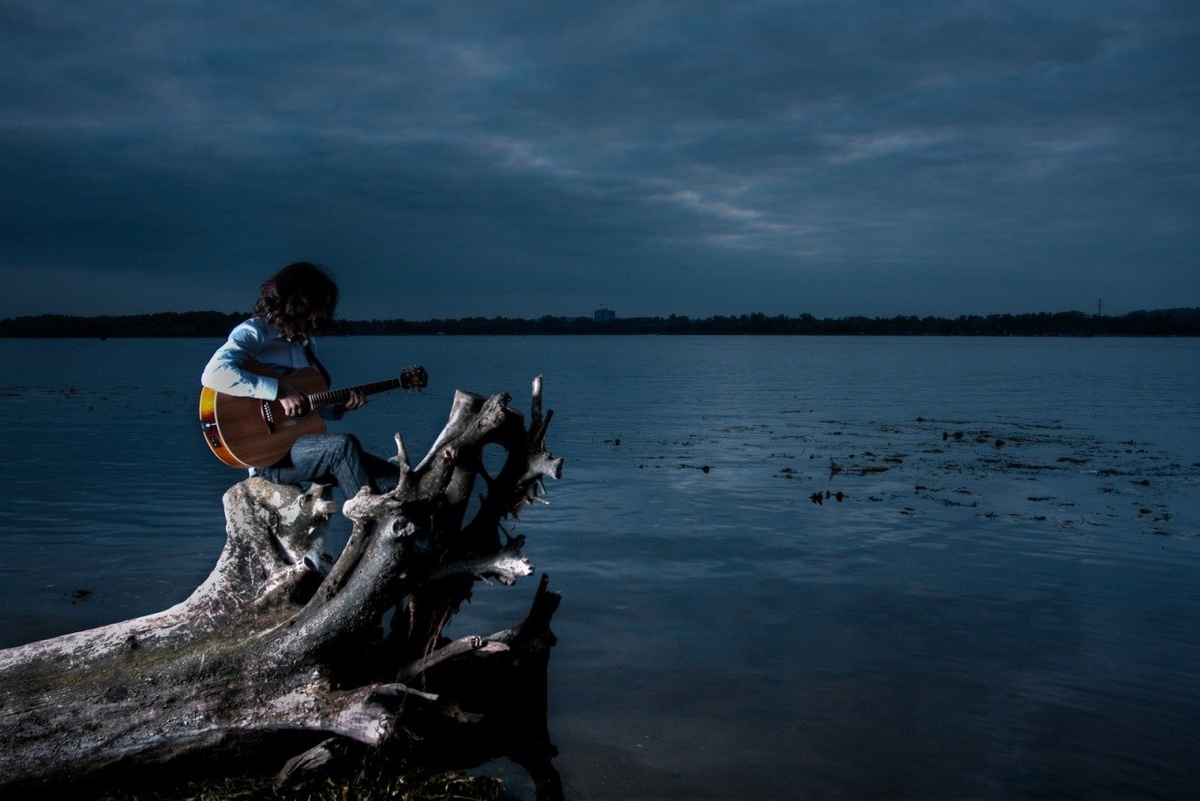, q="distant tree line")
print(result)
[0,311,248,339]
[1,308,1198,338]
